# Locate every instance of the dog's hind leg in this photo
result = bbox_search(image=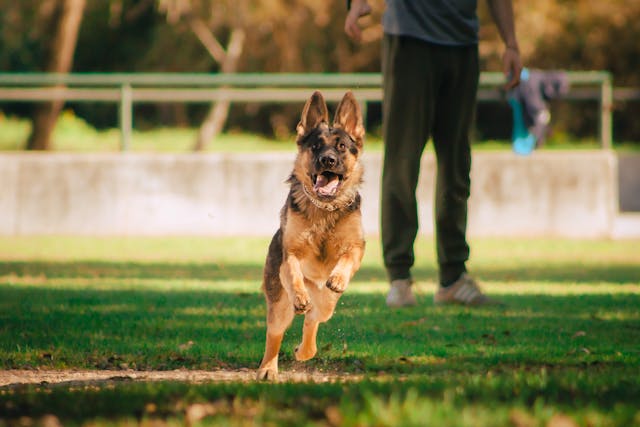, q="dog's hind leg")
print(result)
[257,296,294,381]
[295,316,319,361]
[295,286,341,361]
